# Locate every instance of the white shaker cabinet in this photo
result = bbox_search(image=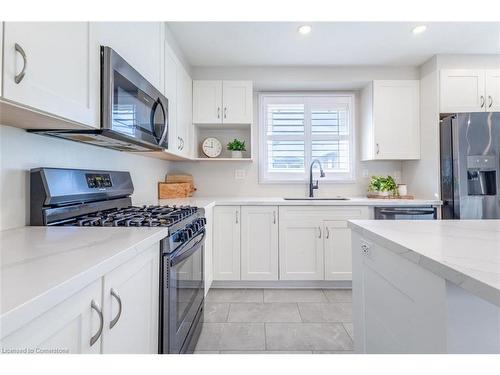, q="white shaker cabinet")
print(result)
[93,22,165,92]
[213,206,241,280]
[0,279,103,354]
[2,22,100,128]
[324,221,352,281]
[240,206,279,281]
[101,244,159,354]
[440,70,486,113]
[164,44,179,154]
[193,80,223,124]
[279,208,324,281]
[193,80,253,125]
[361,80,420,160]
[485,70,500,112]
